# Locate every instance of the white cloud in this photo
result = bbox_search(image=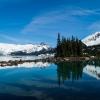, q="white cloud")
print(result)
[0,34,33,43]
[70,8,100,16]
[0,34,19,42]
[88,21,100,32]
[21,11,72,34]
[21,7,100,34]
